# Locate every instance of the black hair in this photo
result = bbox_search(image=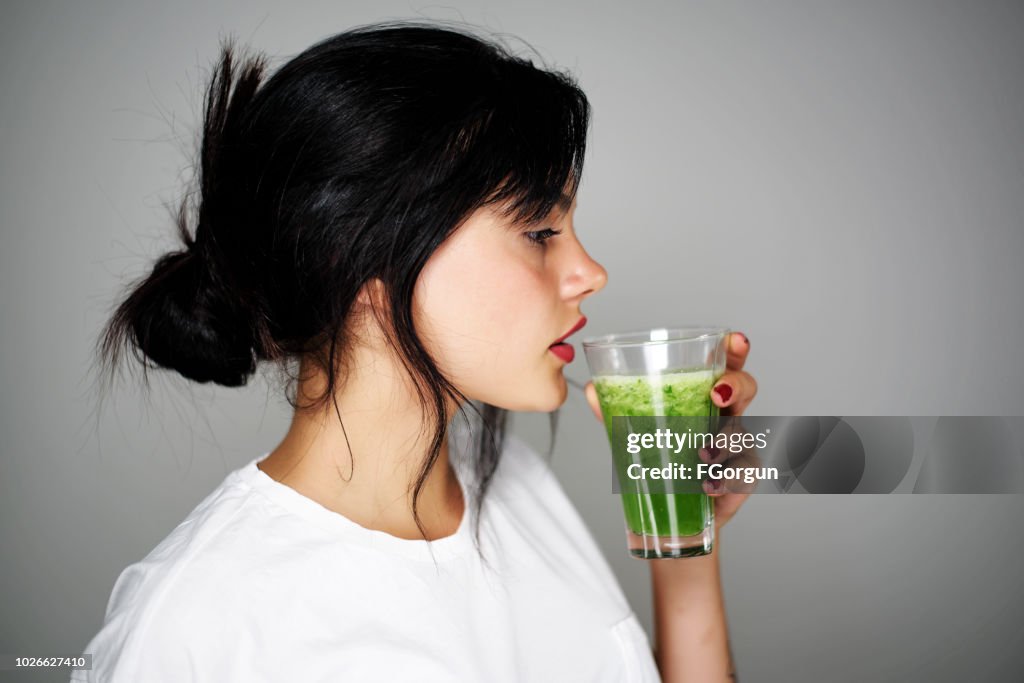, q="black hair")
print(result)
[94,20,589,565]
